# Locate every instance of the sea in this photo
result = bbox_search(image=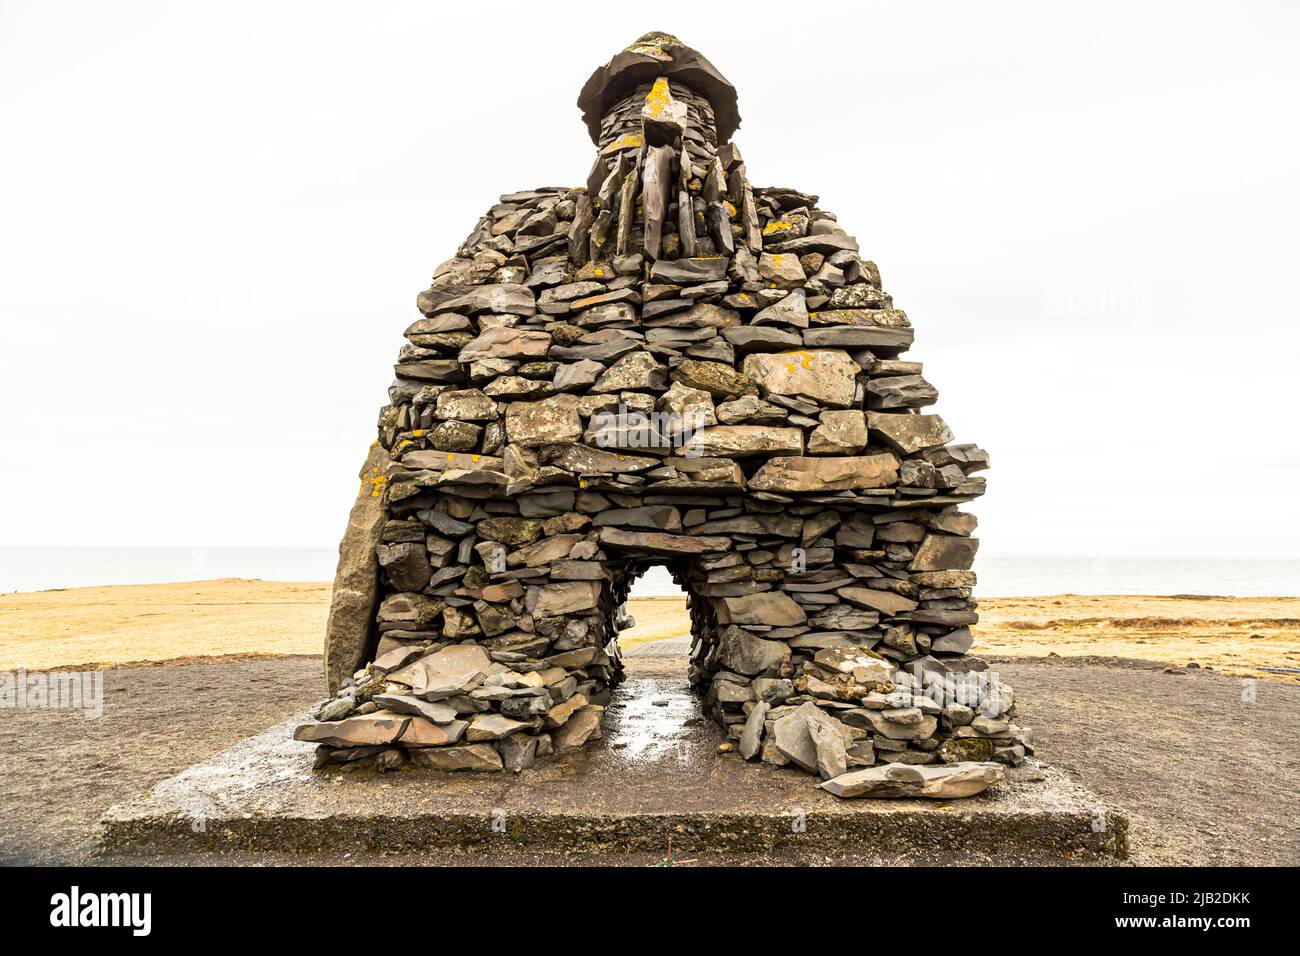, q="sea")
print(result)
[1,547,1296,598]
